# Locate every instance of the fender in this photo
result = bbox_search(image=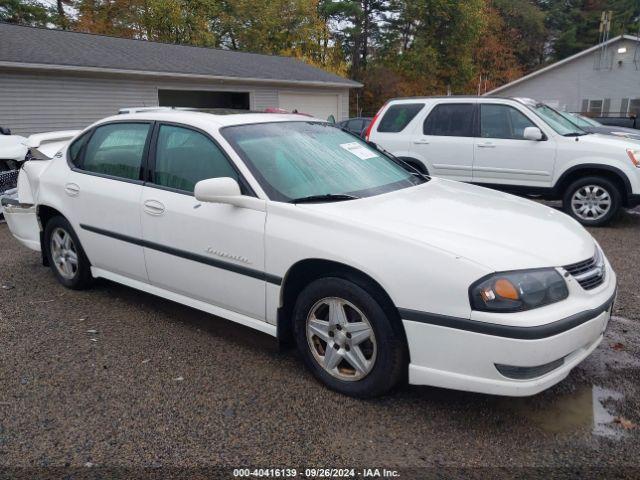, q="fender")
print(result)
[387,150,432,174]
[554,163,634,196]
